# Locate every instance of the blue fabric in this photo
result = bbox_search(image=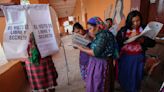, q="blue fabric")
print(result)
[118,53,145,92]
[79,51,89,80]
[80,51,89,65]
[87,17,97,25]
